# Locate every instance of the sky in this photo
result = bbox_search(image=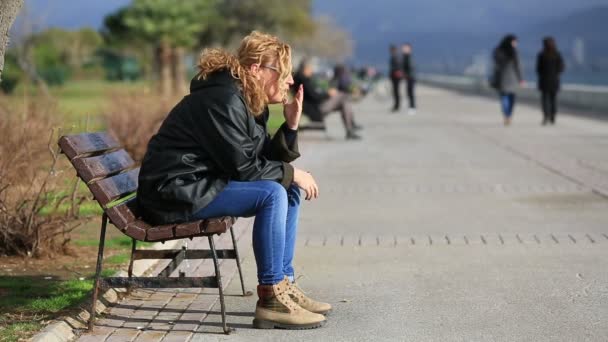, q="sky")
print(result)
[314,0,608,33]
[20,0,608,32]
[21,0,130,30]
